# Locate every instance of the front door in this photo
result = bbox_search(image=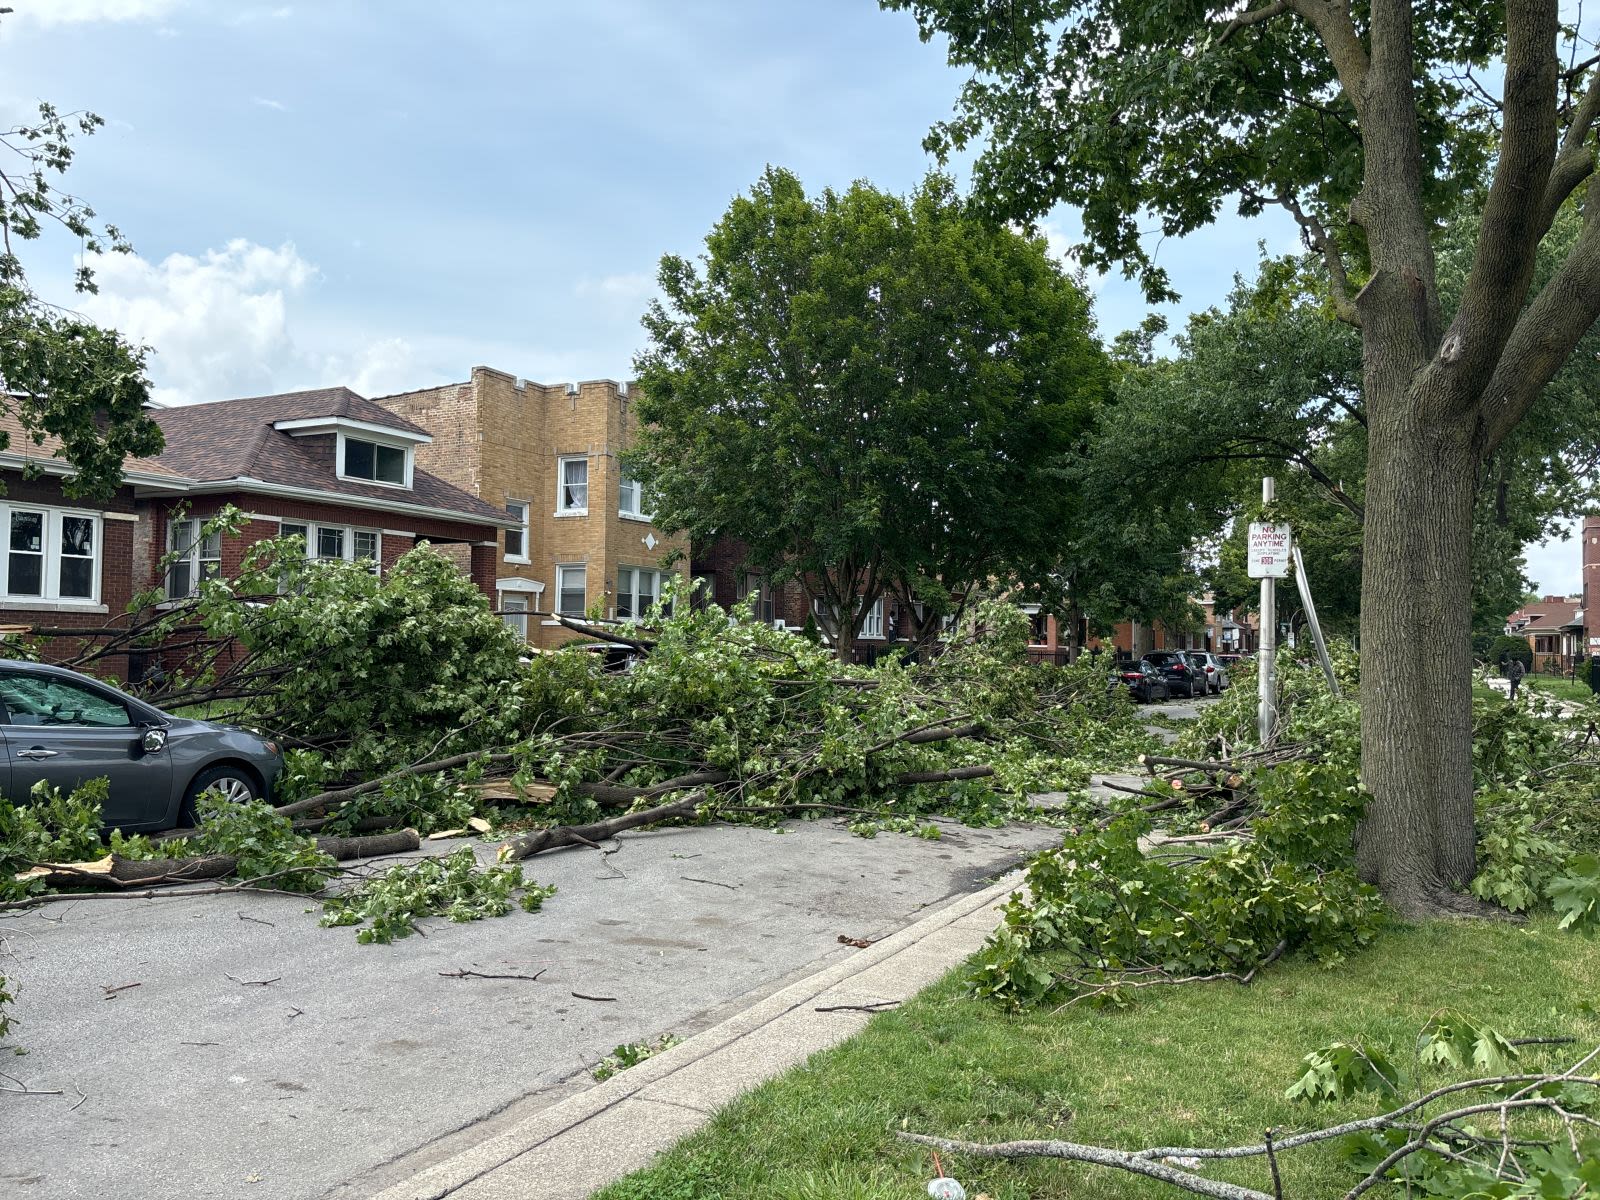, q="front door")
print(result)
[0,671,172,826]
